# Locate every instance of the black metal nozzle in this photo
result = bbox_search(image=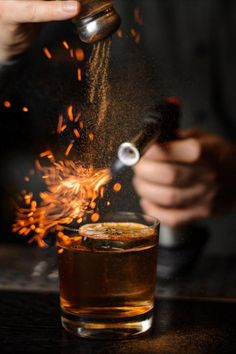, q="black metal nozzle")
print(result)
[111,98,181,176]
